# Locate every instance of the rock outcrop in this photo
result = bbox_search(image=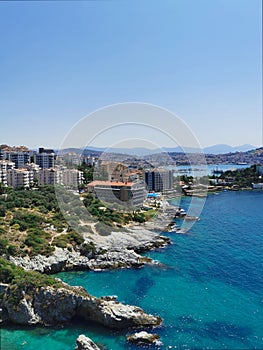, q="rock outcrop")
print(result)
[0,284,162,329]
[126,331,162,345]
[75,335,100,350]
[9,228,170,274]
[9,247,154,274]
